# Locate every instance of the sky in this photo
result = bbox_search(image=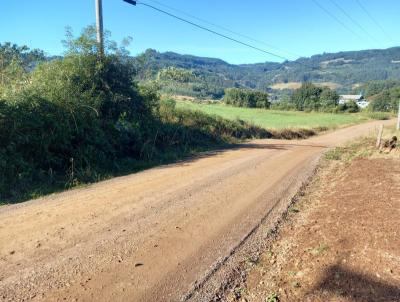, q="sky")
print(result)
[0,0,399,64]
